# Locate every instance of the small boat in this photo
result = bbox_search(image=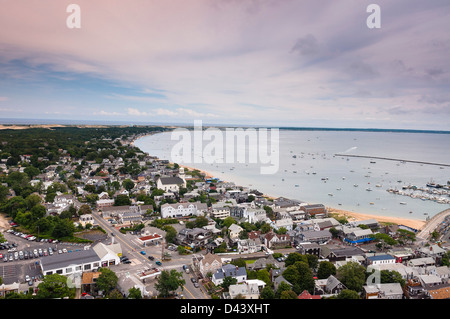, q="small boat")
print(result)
[400,202,407,205]
[328,193,333,196]
[295,184,299,187]
[366,188,373,191]
[354,184,358,187]
[370,202,375,205]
